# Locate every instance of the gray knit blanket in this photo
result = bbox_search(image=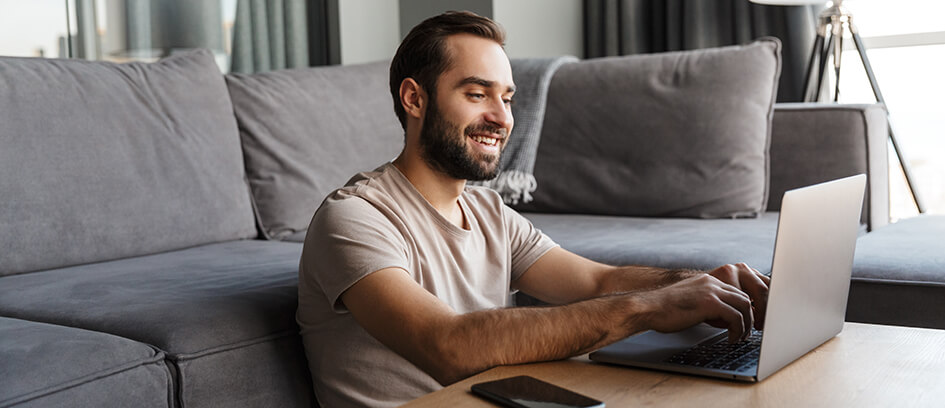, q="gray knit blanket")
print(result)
[471,56,577,205]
